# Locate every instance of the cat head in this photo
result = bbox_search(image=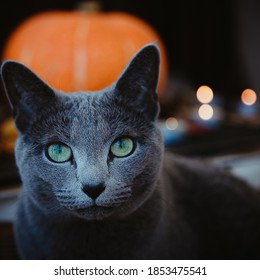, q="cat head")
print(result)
[1,44,164,220]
